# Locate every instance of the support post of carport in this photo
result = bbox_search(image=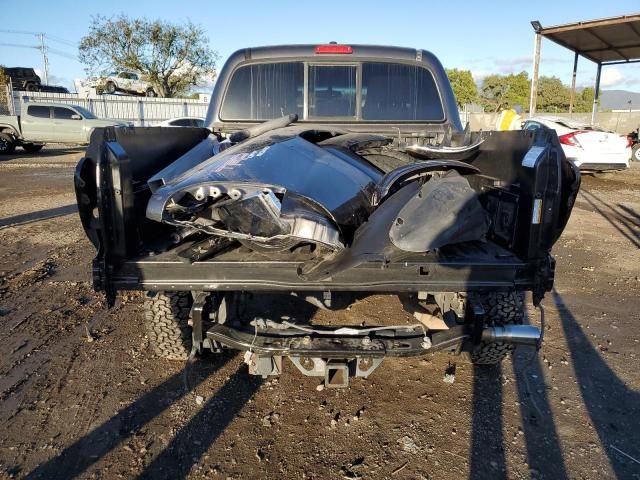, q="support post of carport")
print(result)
[569,52,579,115]
[591,63,602,125]
[528,32,542,116]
